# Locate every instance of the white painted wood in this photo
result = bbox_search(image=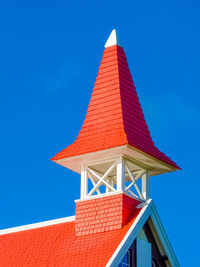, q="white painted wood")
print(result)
[88,157,119,167]
[81,165,88,199]
[125,163,144,199]
[104,29,122,48]
[81,157,149,200]
[110,177,115,189]
[0,216,75,235]
[106,178,112,193]
[137,238,152,267]
[142,171,150,200]
[81,166,85,199]
[135,169,146,181]
[88,173,101,195]
[55,142,179,177]
[106,200,152,267]
[150,203,180,267]
[75,191,124,203]
[117,157,125,191]
[55,144,178,177]
[125,181,135,191]
[106,199,180,267]
[87,162,117,197]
